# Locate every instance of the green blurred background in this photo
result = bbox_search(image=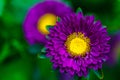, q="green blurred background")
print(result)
[0,0,120,80]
